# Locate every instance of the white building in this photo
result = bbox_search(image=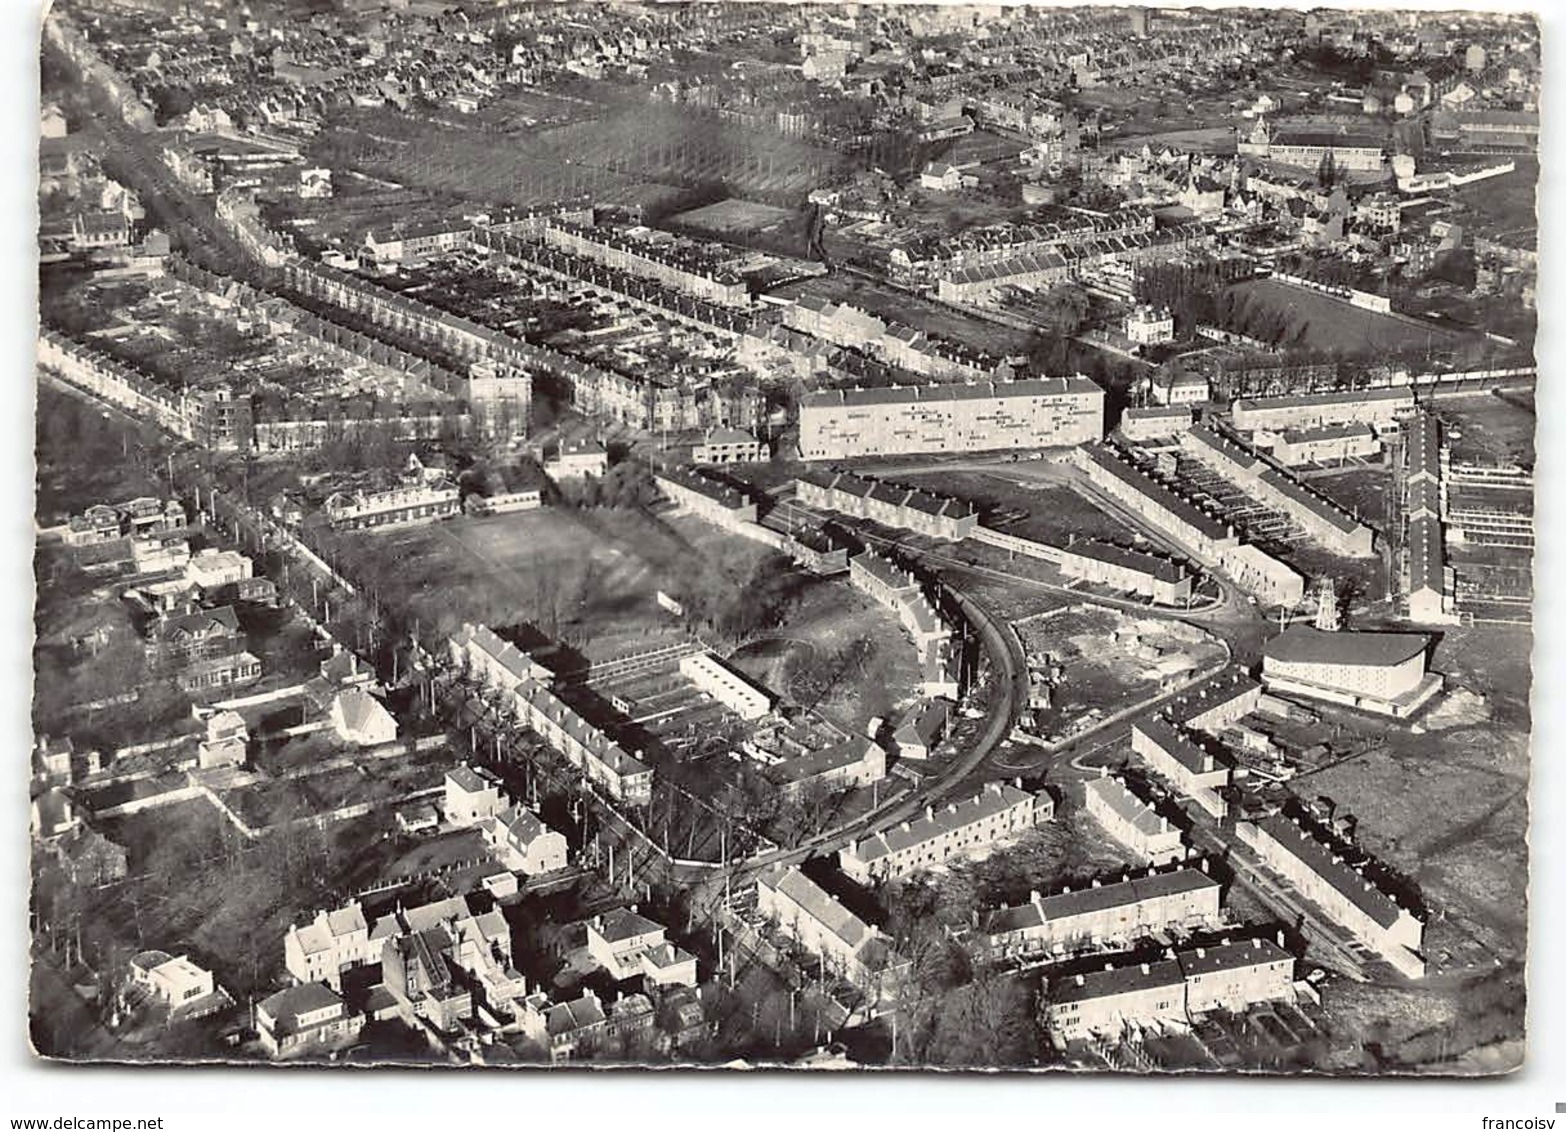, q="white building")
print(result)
[1125,307,1174,346]
[444,764,507,828]
[330,687,398,747]
[1082,772,1185,866]
[283,902,372,990]
[680,652,772,721]
[838,781,1052,884]
[484,804,569,876]
[799,377,1104,460]
[1260,626,1442,718]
